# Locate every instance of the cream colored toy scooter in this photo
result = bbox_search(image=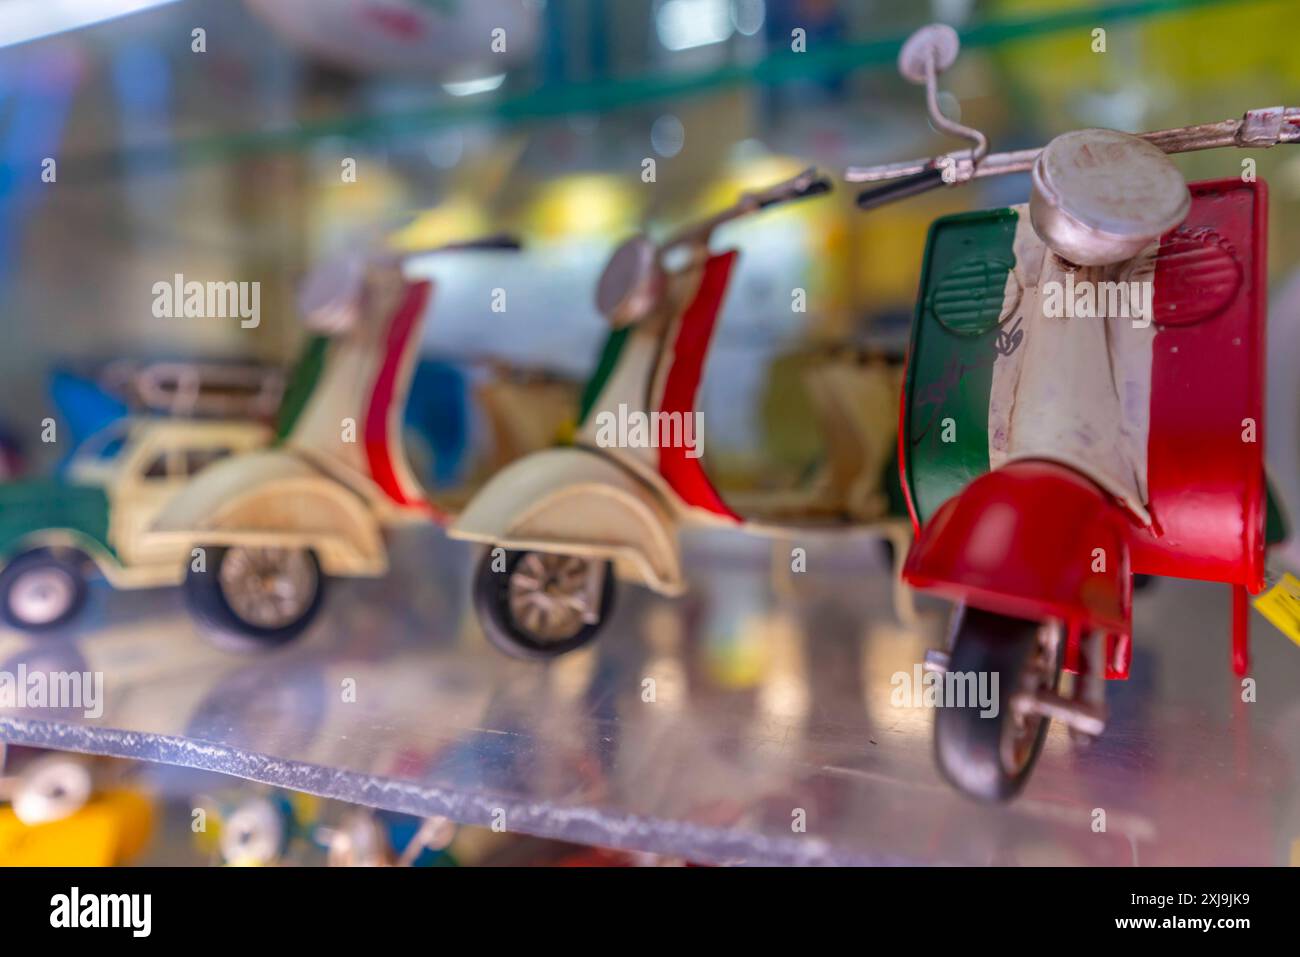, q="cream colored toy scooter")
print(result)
[450,169,913,659]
